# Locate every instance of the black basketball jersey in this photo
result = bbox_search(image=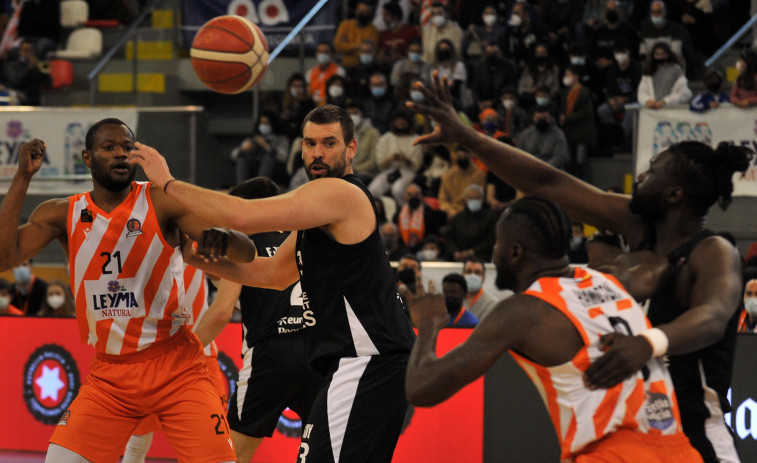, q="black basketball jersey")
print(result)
[240,231,313,348]
[639,230,739,430]
[295,175,416,375]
